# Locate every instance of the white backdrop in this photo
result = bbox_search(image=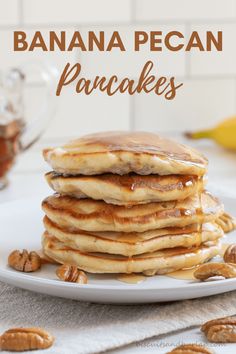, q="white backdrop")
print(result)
[0,0,235,140]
